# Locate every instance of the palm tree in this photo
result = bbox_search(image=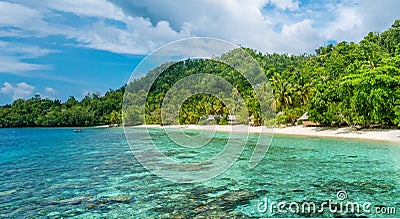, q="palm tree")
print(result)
[230,87,242,114]
[294,78,314,105]
[109,111,121,124]
[270,74,294,112]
